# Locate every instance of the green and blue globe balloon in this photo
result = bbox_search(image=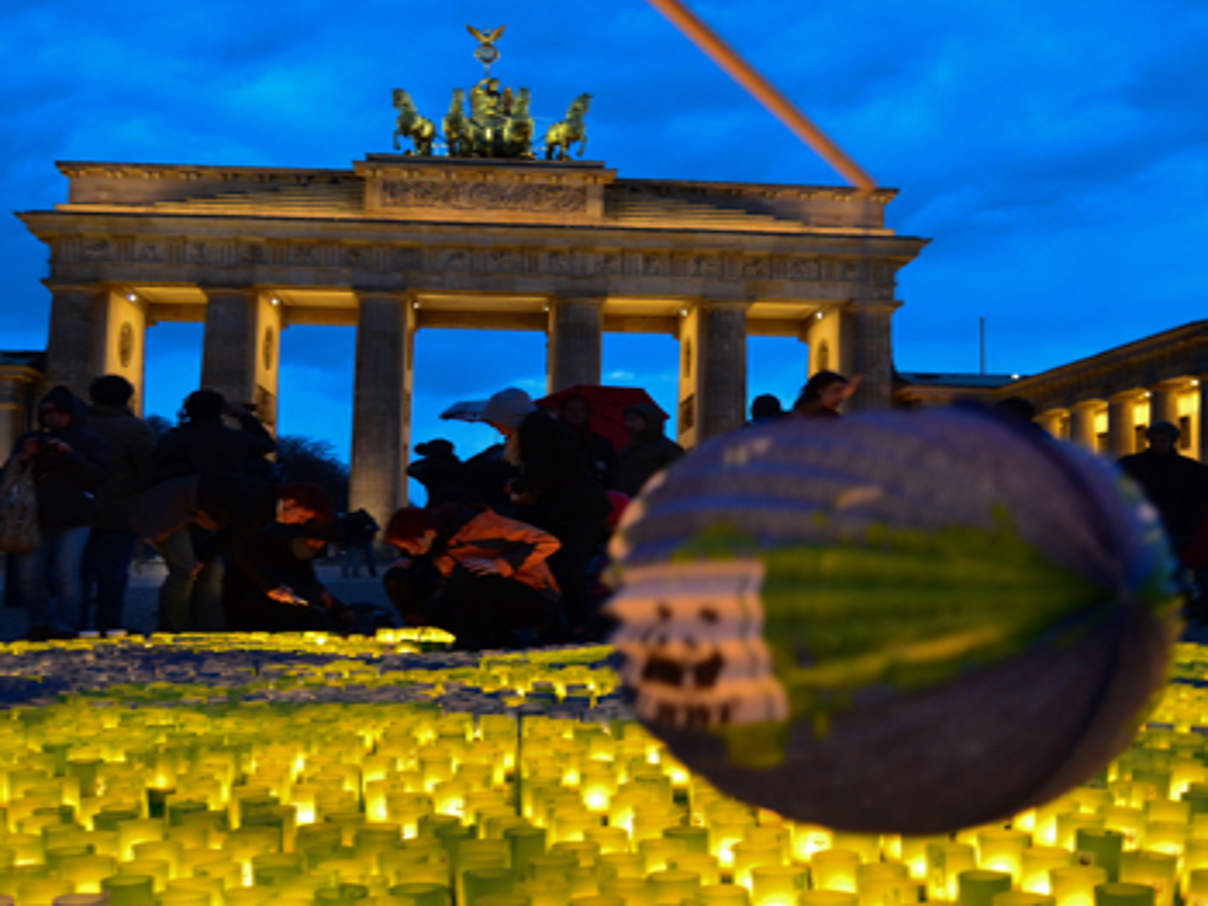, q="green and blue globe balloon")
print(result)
[606,405,1181,832]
